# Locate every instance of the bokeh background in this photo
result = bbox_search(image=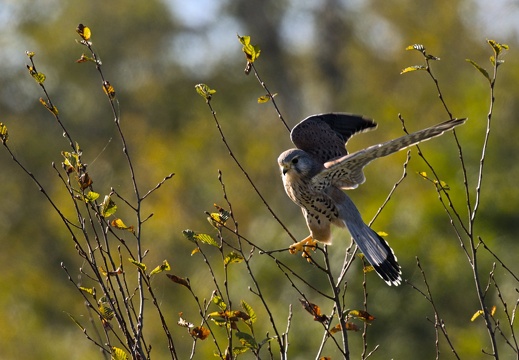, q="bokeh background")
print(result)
[1,0,518,358]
